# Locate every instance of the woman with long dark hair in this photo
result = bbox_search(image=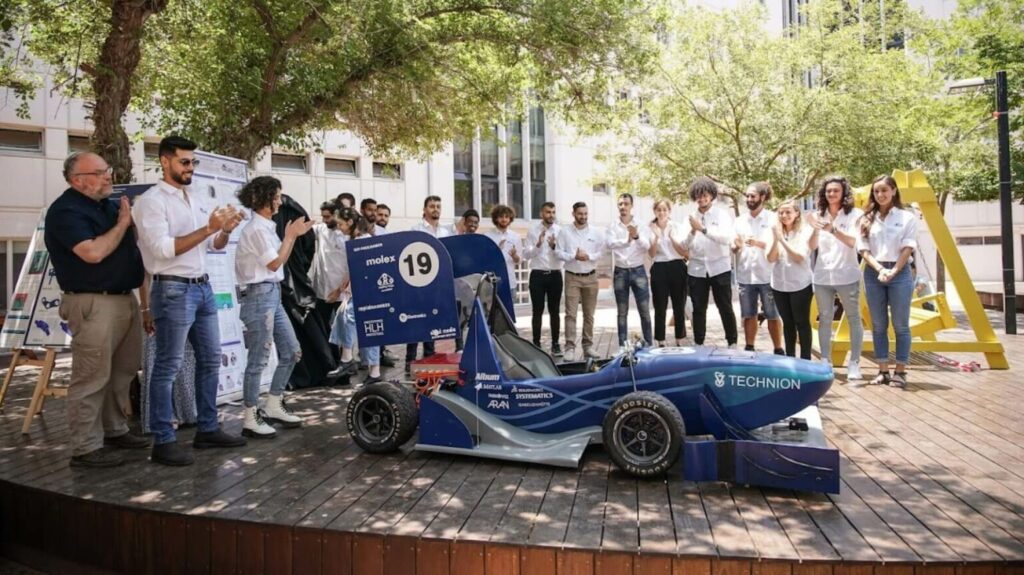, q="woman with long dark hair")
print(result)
[767,199,814,359]
[648,199,689,346]
[857,175,919,388]
[328,208,382,385]
[808,176,865,379]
